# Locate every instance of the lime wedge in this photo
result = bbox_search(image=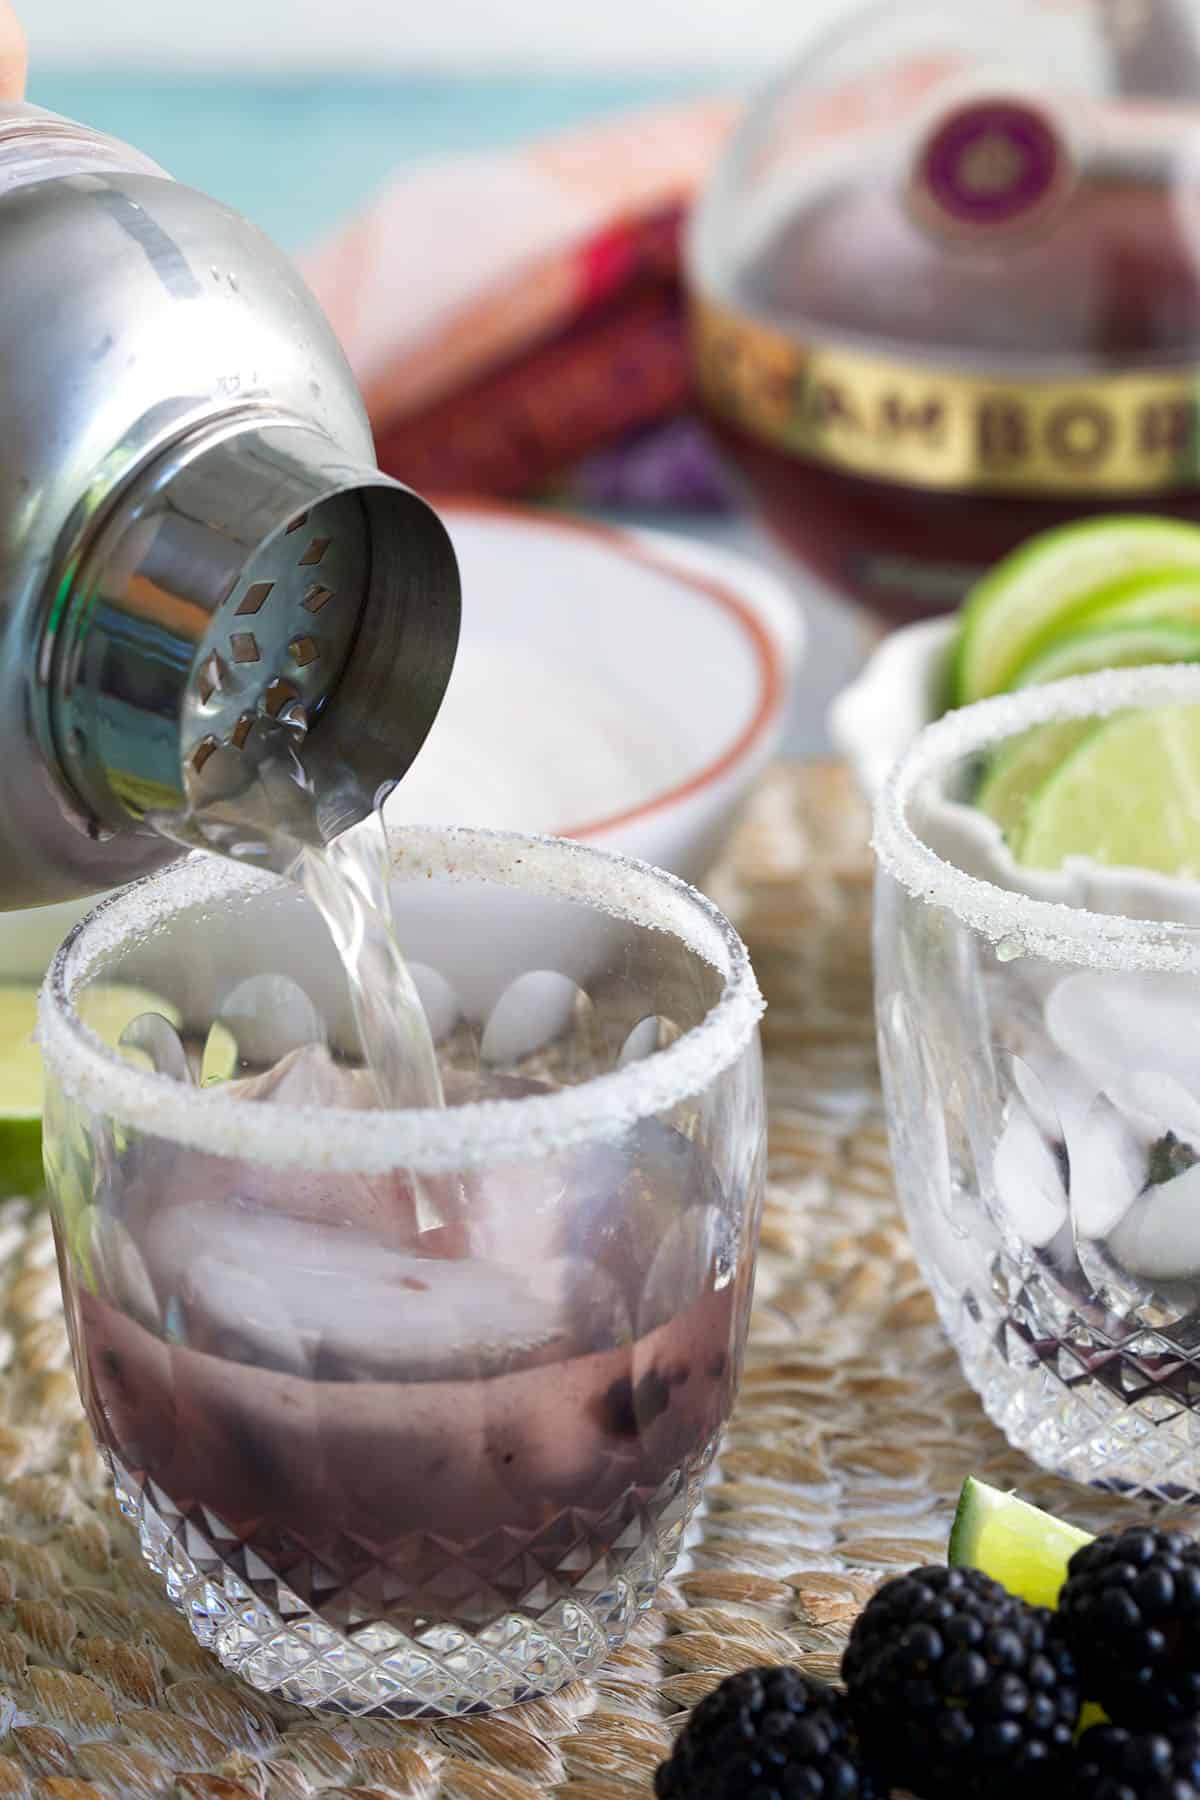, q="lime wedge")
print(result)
[976,720,1100,842]
[1017,704,1200,875]
[0,983,179,1197]
[1011,618,1200,688]
[952,517,1200,703]
[948,1475,1093,1608]
[200,1021,239,1086]
[976,619,1200,842]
